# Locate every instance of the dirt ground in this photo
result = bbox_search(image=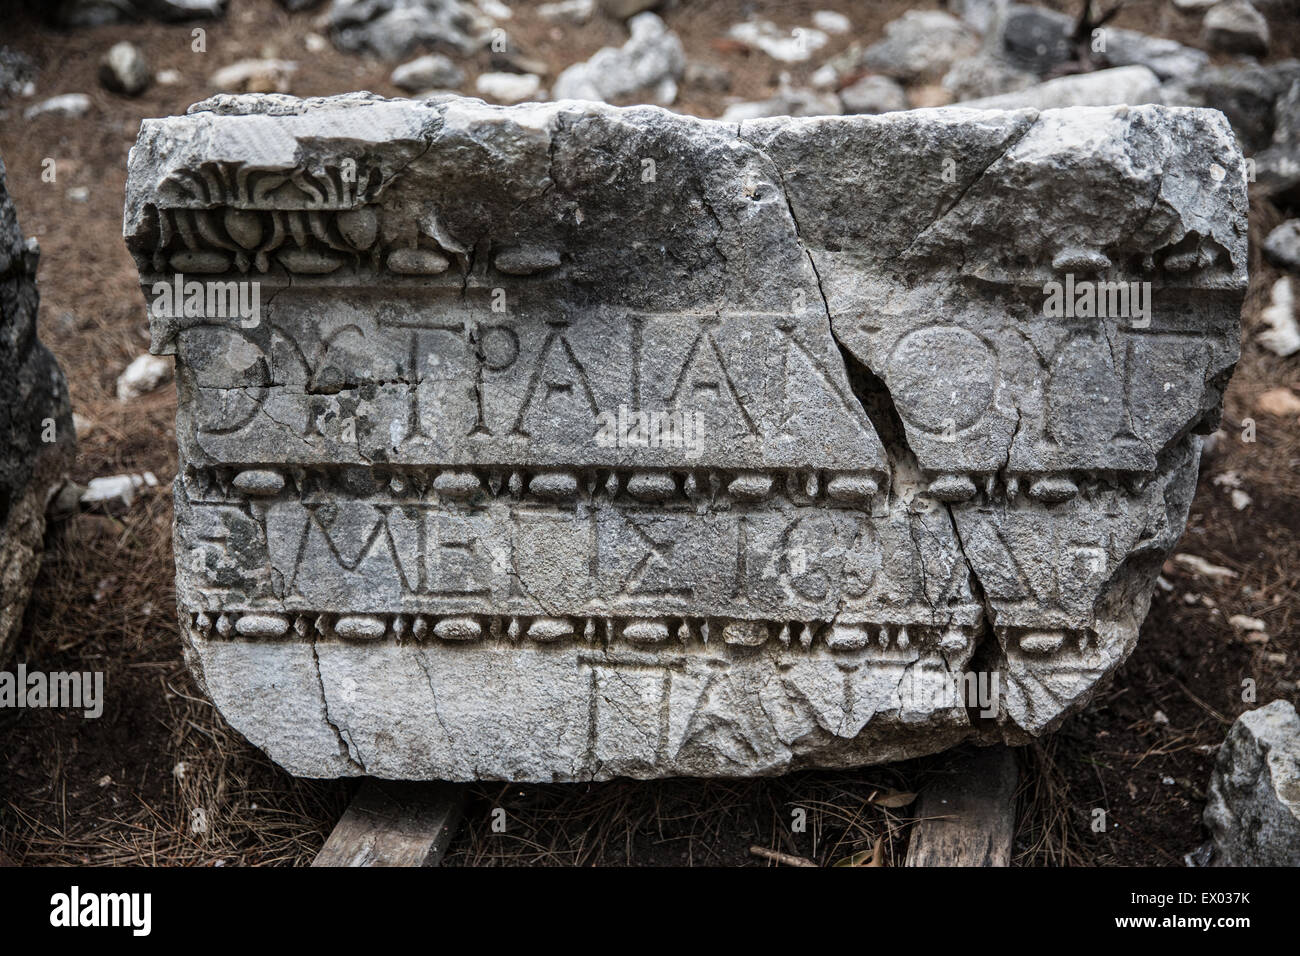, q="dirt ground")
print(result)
[0,0,1297,866]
